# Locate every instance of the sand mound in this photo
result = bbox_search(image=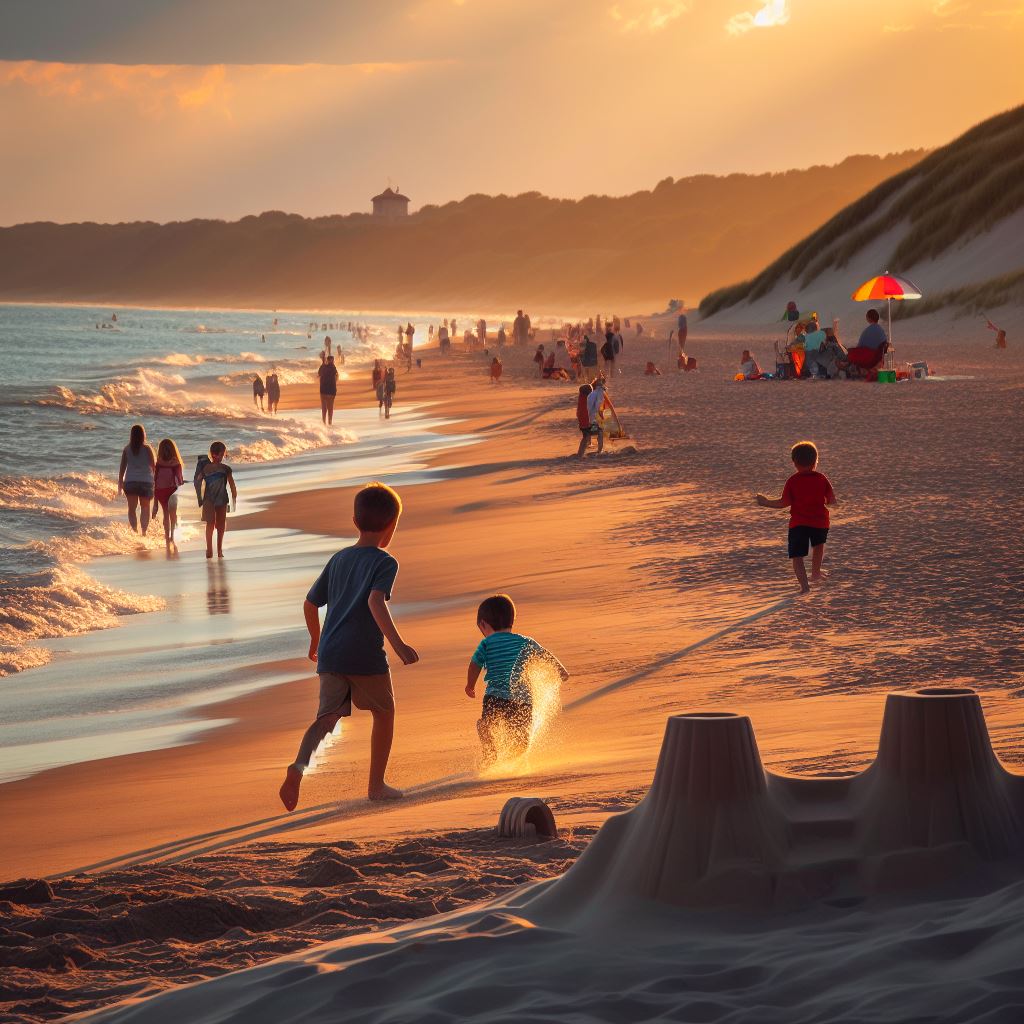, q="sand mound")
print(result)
[0,829,590,1022]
